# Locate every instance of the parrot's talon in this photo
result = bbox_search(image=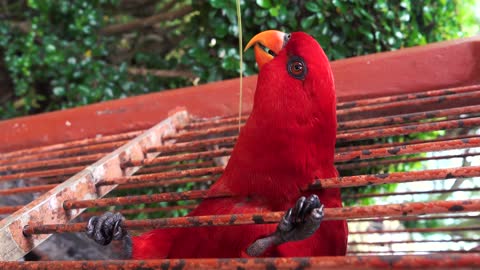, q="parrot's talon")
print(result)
[277,194,324,243]
[246,195,324,256]
[86,212,128,246]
